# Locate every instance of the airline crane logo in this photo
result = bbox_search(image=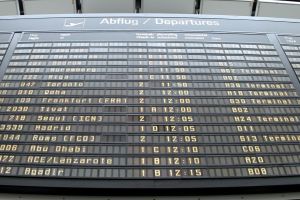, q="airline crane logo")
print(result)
[64,18,86,28]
